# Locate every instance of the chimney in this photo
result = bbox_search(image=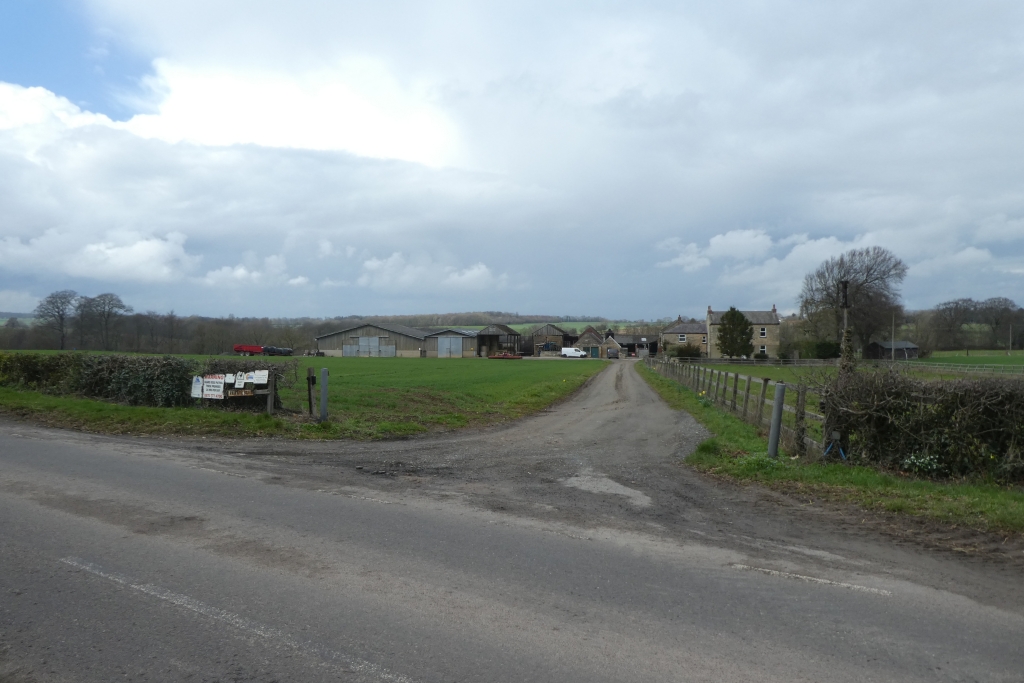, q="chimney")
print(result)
[772,304,777,314]
[707,305,712,314]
